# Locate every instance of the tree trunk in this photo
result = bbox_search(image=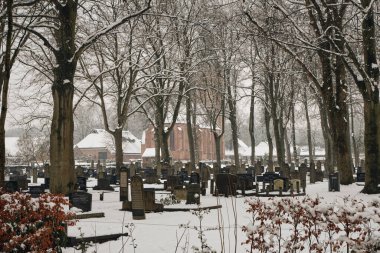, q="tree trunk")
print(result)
[362,100,380,193]
[304,88,313,164]
[154,128,161,165]
[291,102,297,163]
[214,133,222,171]
[0,0,13,187]
[192,99,199,164]
[50,74,76,194]
[114,129,124,172]
[186,93,196,170]
[161,130,171,163]
[284,130,292,164]
[49,1,78,194]
[249,82,256,165]
[350,92,359,167]
[264,105,273,171]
